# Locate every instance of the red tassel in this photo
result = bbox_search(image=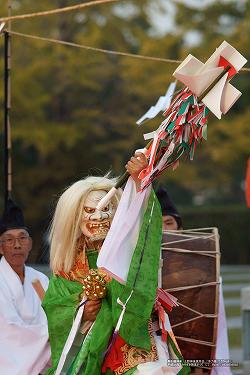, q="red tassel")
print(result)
[156,288,178,312]
[154,301,168,342]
